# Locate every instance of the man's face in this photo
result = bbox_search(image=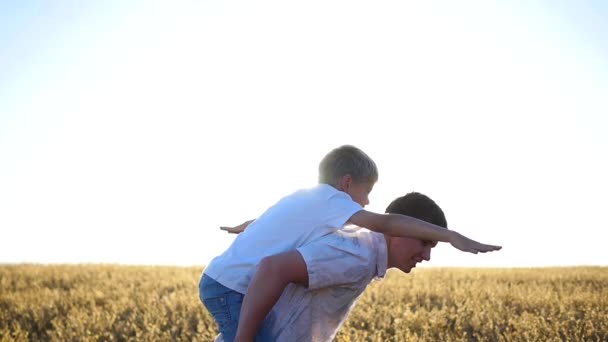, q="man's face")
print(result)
[386,236,436,273]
